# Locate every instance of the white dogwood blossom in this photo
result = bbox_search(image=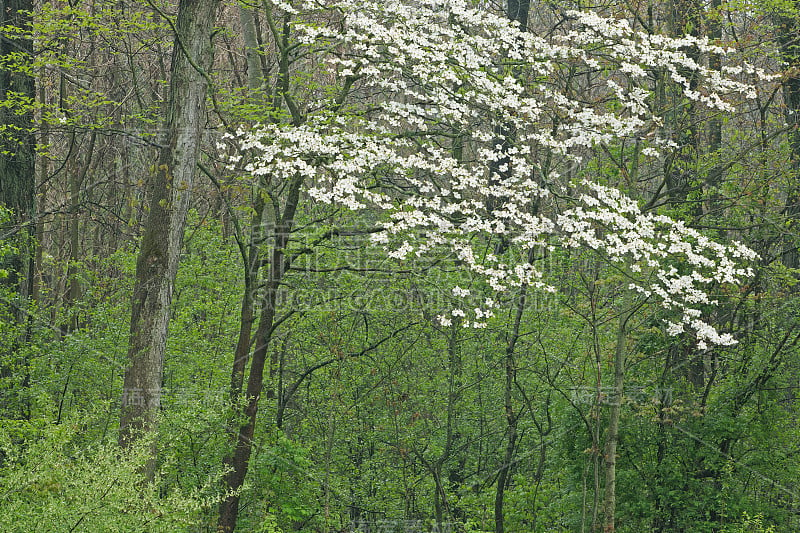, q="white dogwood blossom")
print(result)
[233,0,760,347]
